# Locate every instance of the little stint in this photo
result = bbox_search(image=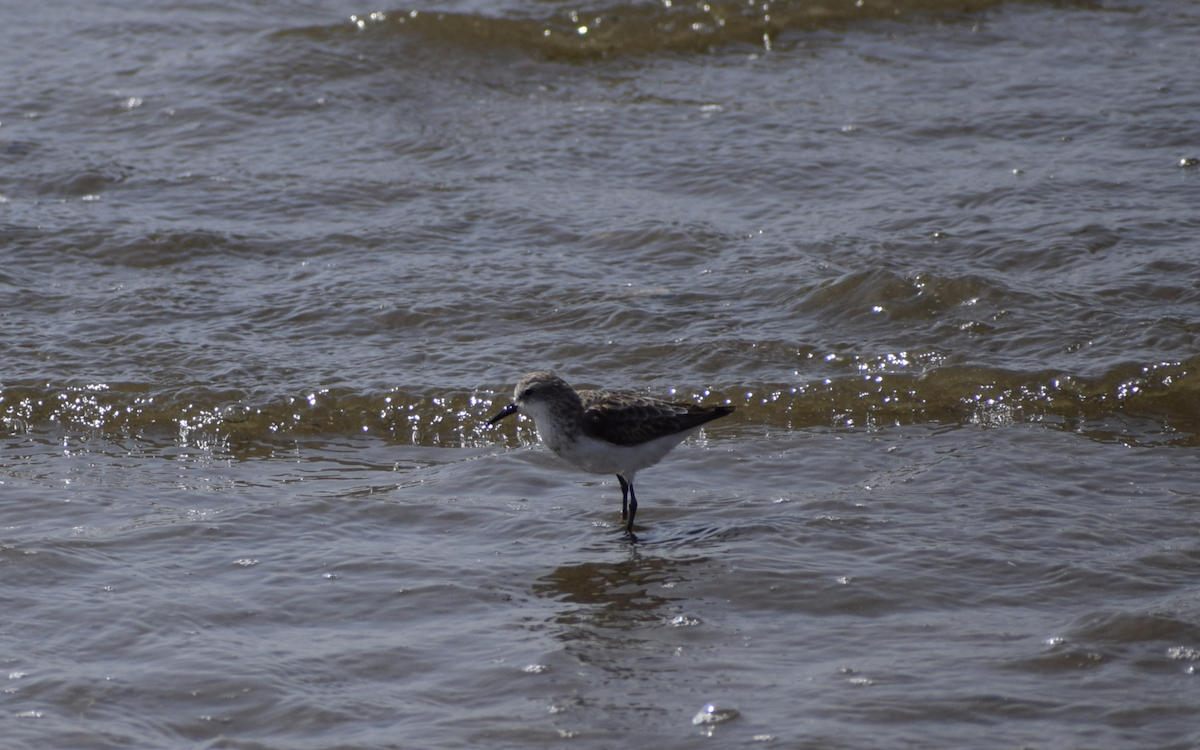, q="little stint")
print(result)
[488,371,735,535]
